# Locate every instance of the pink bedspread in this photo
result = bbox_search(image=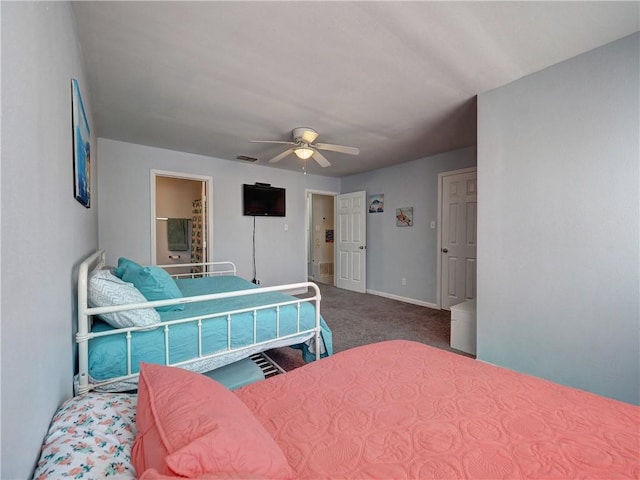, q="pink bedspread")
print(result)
[236,340,639,479]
